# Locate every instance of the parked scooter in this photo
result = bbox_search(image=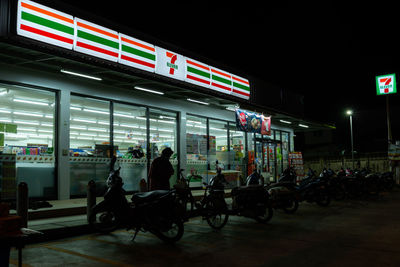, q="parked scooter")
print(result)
[229,168,274,223]
[89,157,184,243]
[266,166,299,214]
